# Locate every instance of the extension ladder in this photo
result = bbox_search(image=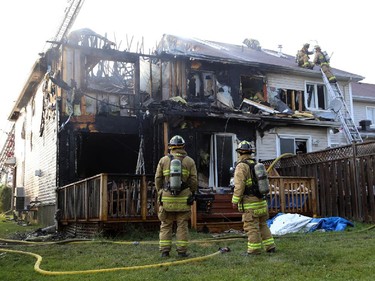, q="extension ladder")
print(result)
[321,69,363,143]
